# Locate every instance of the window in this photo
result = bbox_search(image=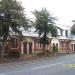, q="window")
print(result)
[65,41,69,49]
[37,39,42,49]
[11,38,17,48]
[38,43,42,48]
[60,30,63,36]
[71,44,73,51]
[60,41,64,47]
[65,30,68,37]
